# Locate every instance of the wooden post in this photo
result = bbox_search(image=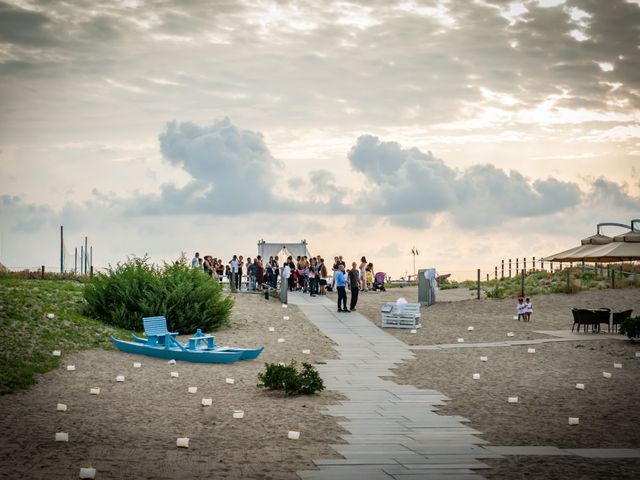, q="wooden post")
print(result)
[516,258,519,273]
[532,256,536,272]
[520,269,525,297]
[486,273,489,282]
[80,246,84,275]
[524,257,527,273]
[90,266,93,278]
[550,261,553,273]
[501,260,504,279]
[41,265,45,279]
[494,266,497,280]
[477,269,480,300]
[611,266,615,289]
[74,247,77,275]
[541,259,544,271]
[508,259,512,278]
[60,226,64,273]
